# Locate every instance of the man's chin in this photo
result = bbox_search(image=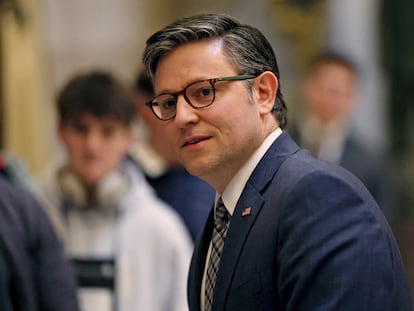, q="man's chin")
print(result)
[183,162,210,179]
